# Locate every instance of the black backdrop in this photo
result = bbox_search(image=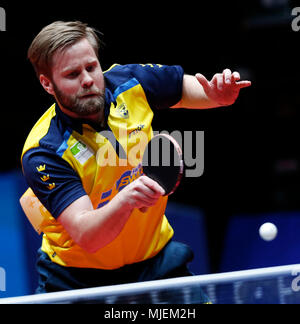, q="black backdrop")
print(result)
[1,0,300,271]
